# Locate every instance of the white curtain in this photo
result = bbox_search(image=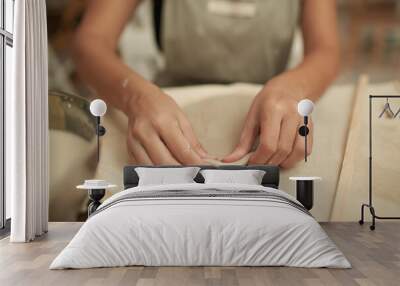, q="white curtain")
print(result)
[7,0,49,242]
